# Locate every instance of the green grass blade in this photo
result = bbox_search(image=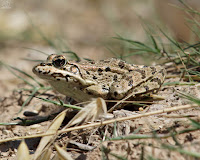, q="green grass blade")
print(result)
[0,122,19,125]
[0,61,35,87]
[162,143,200,158]
[159,29,182,50]
[178,0,200,16]
[27,15,59,51]
[189,119,200,129]
[187,70,200,76]
[18,87,39,113]
[35,96,82,110]
[21,58,43,62]
[22,47,49,56]
[177,91,200,105]
[149,34,160,52]
[8,65,44,87]
[114,35,154,52]
[62,51,80,61]
[106,46,120,58]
